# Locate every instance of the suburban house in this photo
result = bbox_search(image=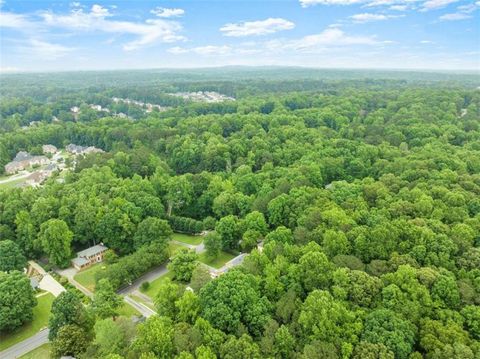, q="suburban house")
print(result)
[4,151,49,174]
[25,171,50,187]
[66,143,104,155]
[42,144,58,154]
[72,244,108,270]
